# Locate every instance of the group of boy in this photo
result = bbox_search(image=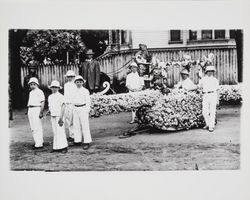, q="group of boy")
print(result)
[27,56,220,149]
[27,70,92,153]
